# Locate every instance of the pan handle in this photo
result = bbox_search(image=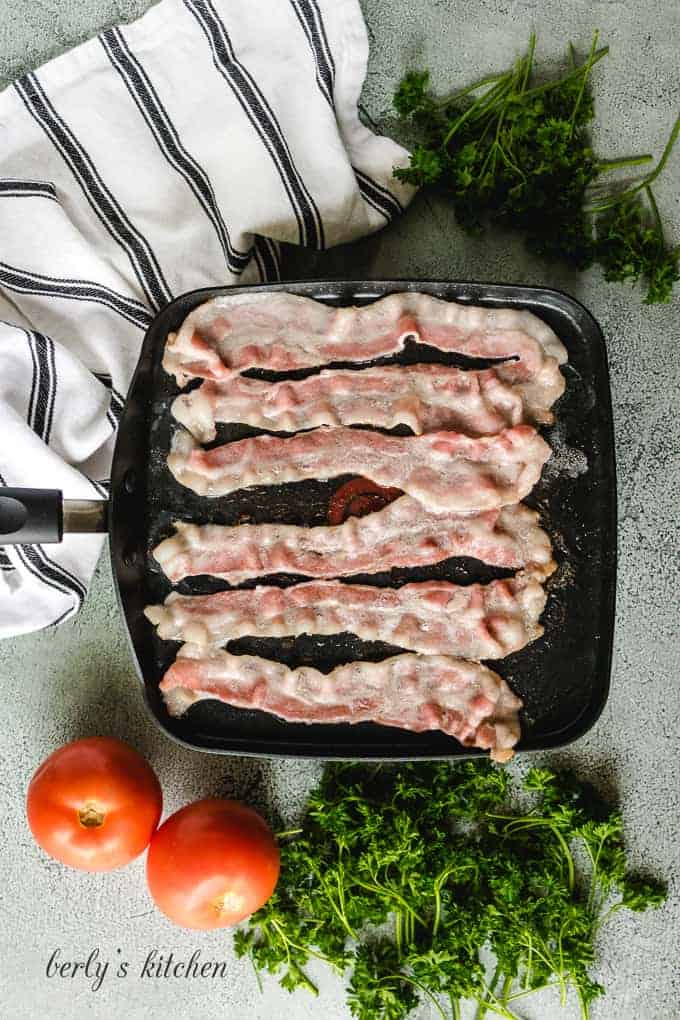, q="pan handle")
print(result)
[0,488,108,544]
